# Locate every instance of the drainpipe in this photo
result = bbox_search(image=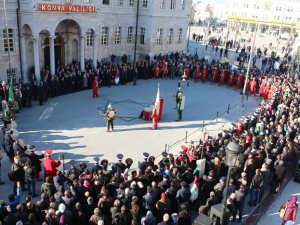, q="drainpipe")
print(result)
[133,0,140,63]
[16,0,23,80]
